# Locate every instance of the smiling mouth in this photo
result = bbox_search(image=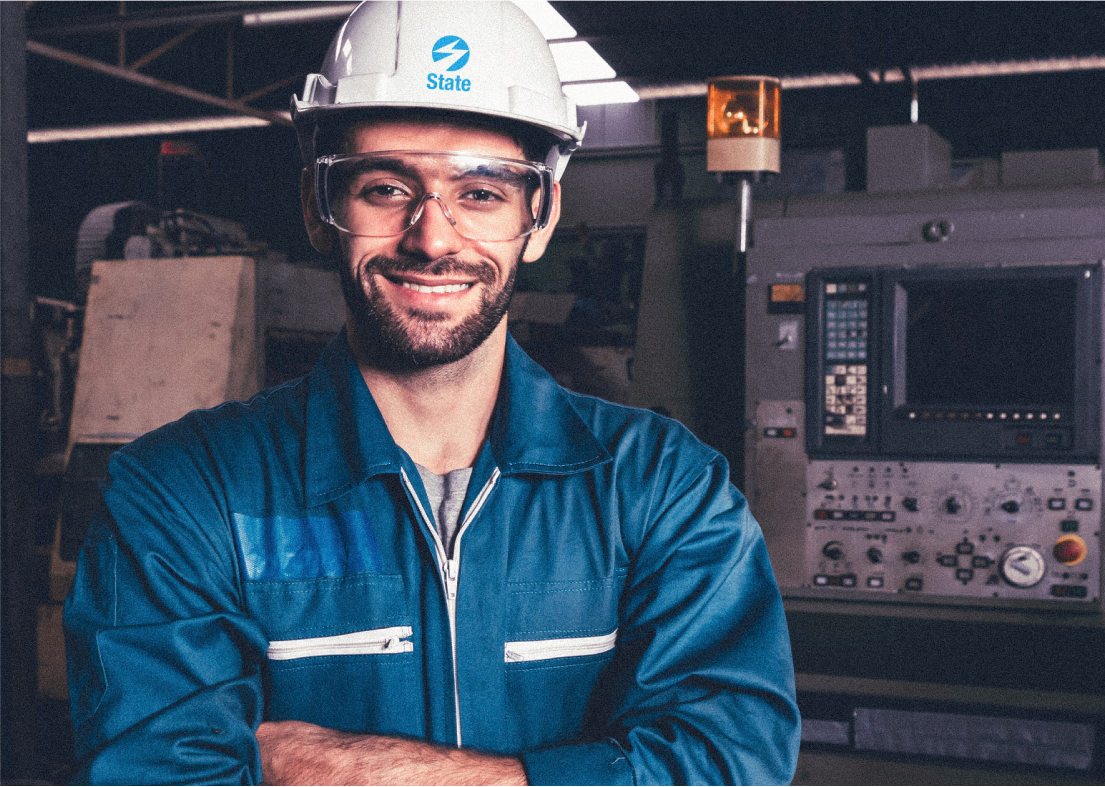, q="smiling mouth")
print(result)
[399,281,474,294]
